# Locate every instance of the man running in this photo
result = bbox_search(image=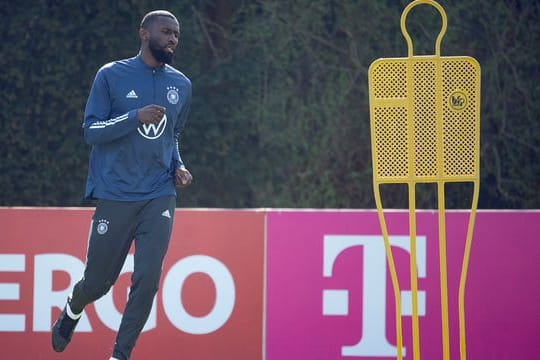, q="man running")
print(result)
[51,10,192,360]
